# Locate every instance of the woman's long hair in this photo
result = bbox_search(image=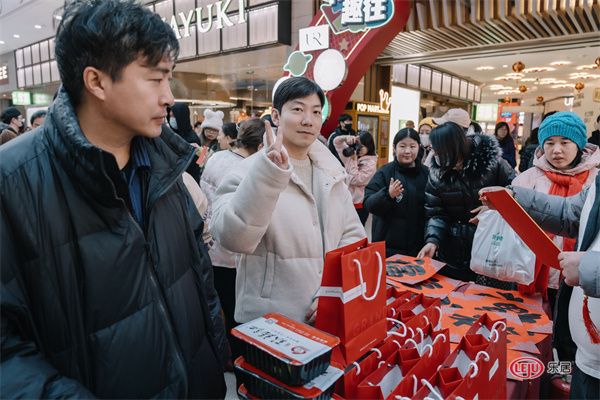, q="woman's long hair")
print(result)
[358,131,376,156]
[430,122,470,169]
